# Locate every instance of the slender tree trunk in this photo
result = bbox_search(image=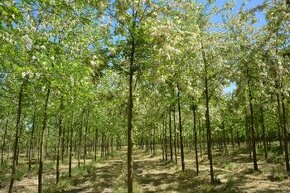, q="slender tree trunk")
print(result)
[281,93,290,172]
[192,105,199,176]
[84,113,89,166]
[106,137,109,155]
[1,118,8,166]
[26,140,29,159]
[173,108,177,165]
[44,125,50,160]
[278,122,283,152]
[78,109,85,167]
[162,121,165,160]
[61,125,65,163]
[153,127,156,156]
[201,41,214,182]
[247,69,258,171]
[127,35,135,193]
[94,128,98,161]
[101,133,104,157]
[274,34,284,153]
[69,111,74,178]
[276,95,283,152]
[38,83,51,193]
[199,119,203,156]
[56,96,64,184]
[237,132,240,148]
[260,103,268,159]
[16,121,24,166]
[66,125,70,157]
[169,109,173,162]
[65,125,70,158]
[177,84,185,172]
[28,107,37,171]
[7,144,10,163]
[110,137,114,154]
[8,77,28,193]
[164,118,168,161]
[222,126,228,155]
[245,110,252,158]
[230,127,234,149]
